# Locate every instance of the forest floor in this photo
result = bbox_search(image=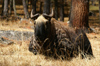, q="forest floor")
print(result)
[0,16,100,66]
